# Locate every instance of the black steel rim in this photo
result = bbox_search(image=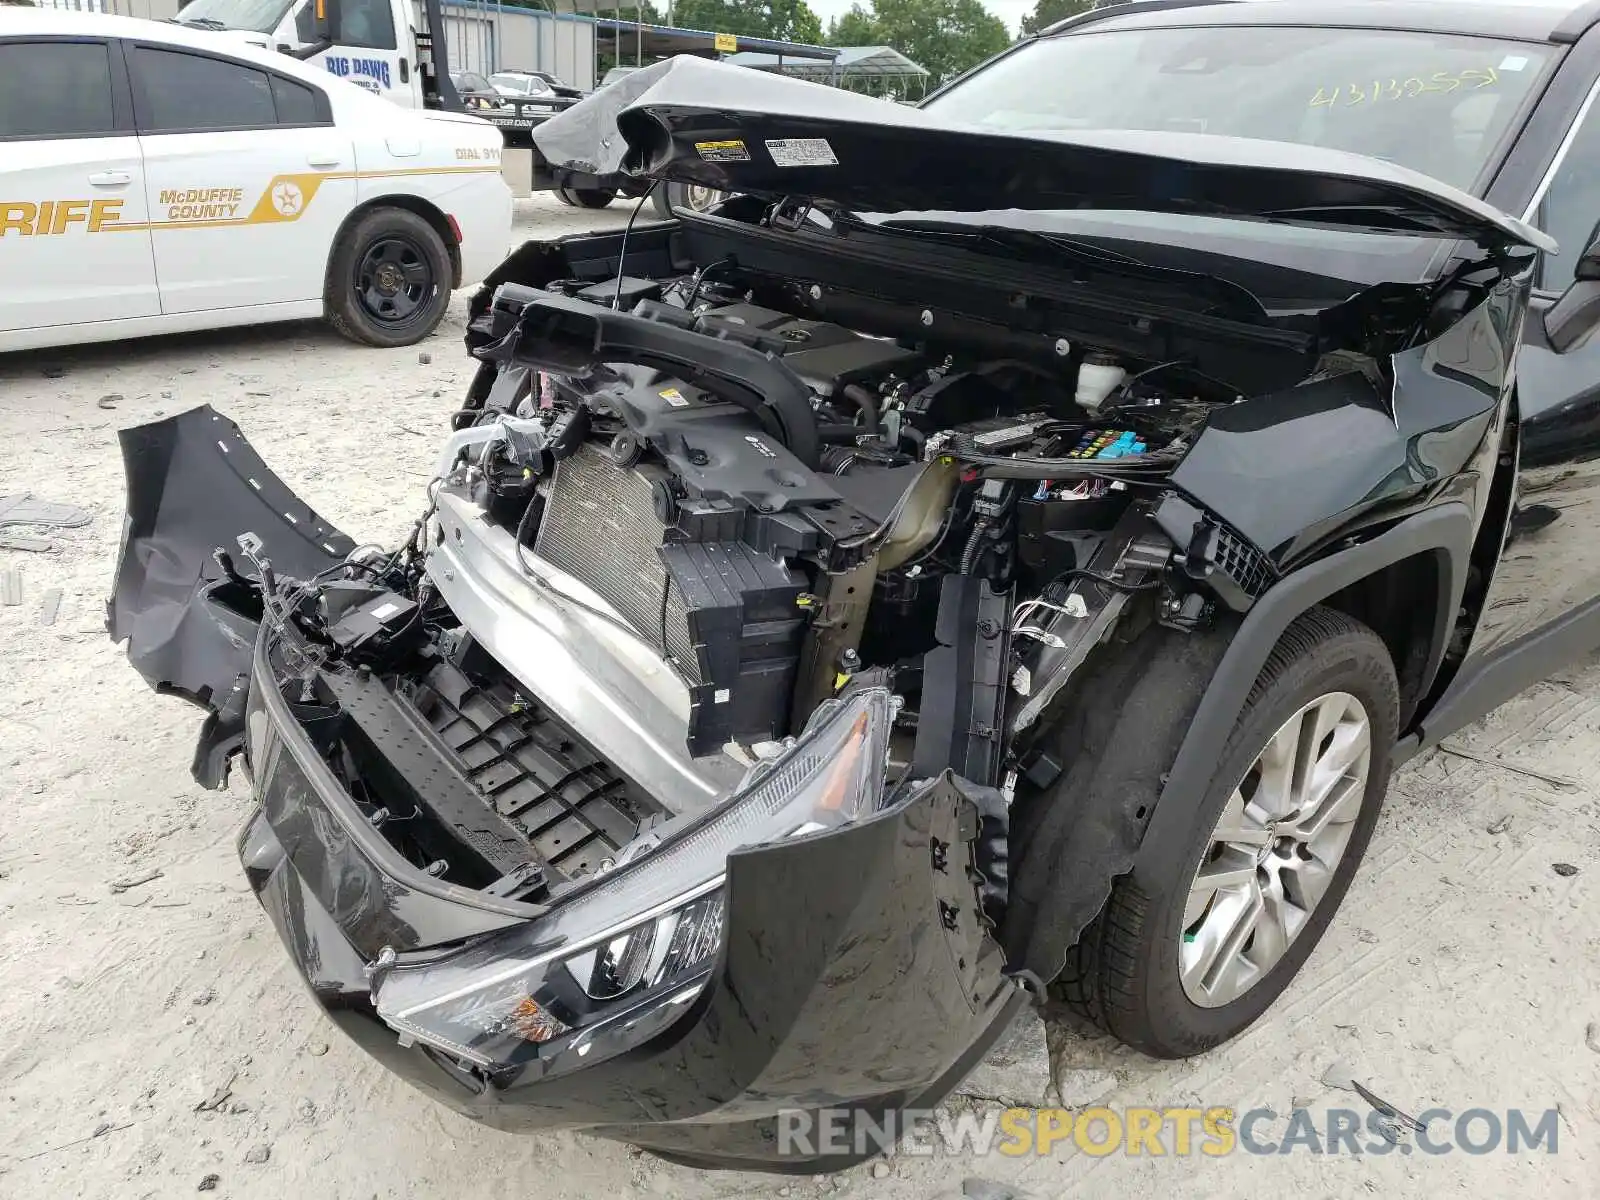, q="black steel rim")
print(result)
[356,234,433,326]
